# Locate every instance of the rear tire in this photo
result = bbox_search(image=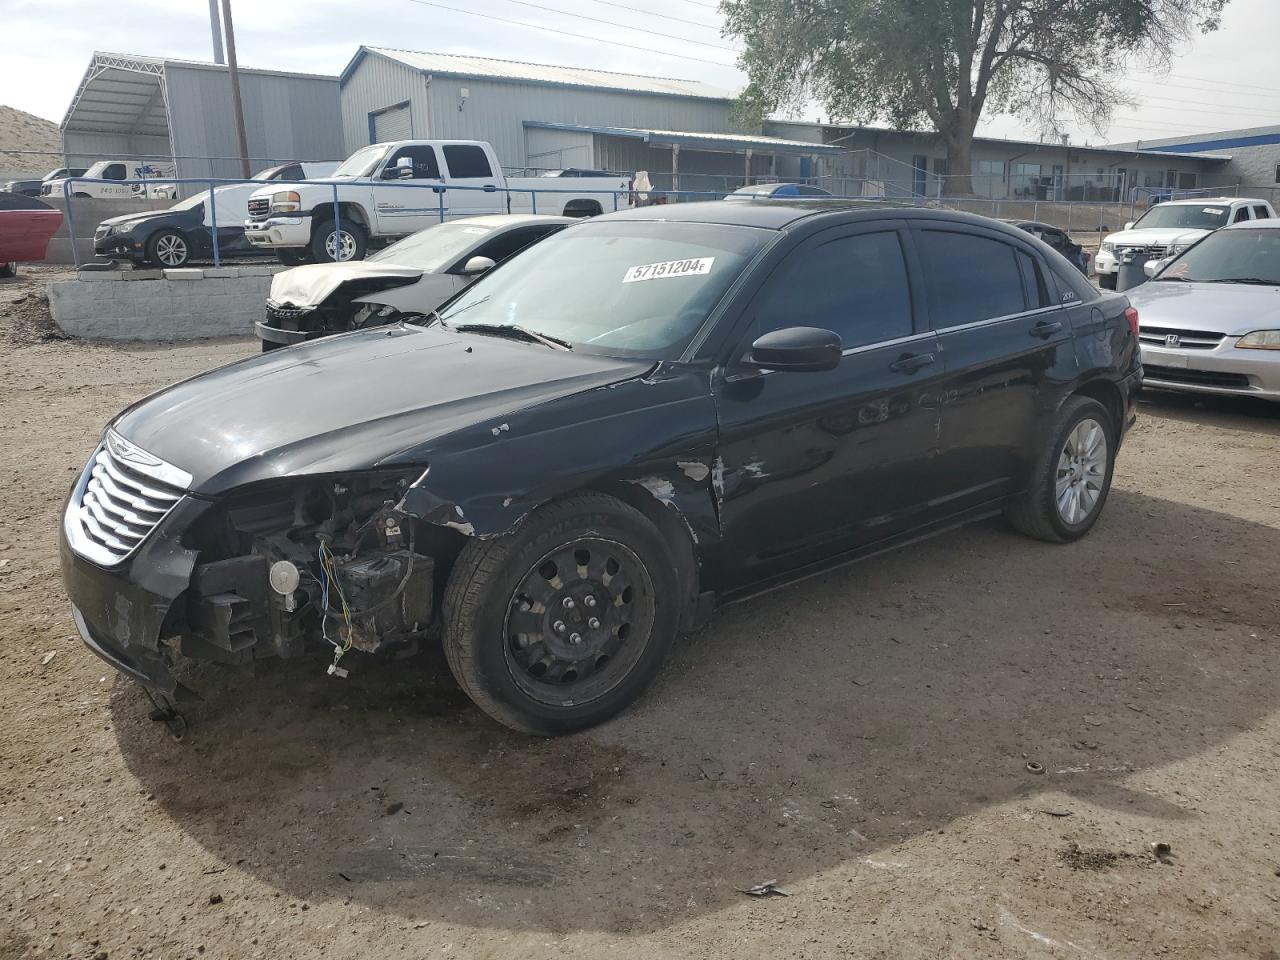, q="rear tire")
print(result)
[1006,395,1116,543]
[310,218,367,263]
[1098,273,1117,290]
[442,493,680,735]
[275,249,311,267]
